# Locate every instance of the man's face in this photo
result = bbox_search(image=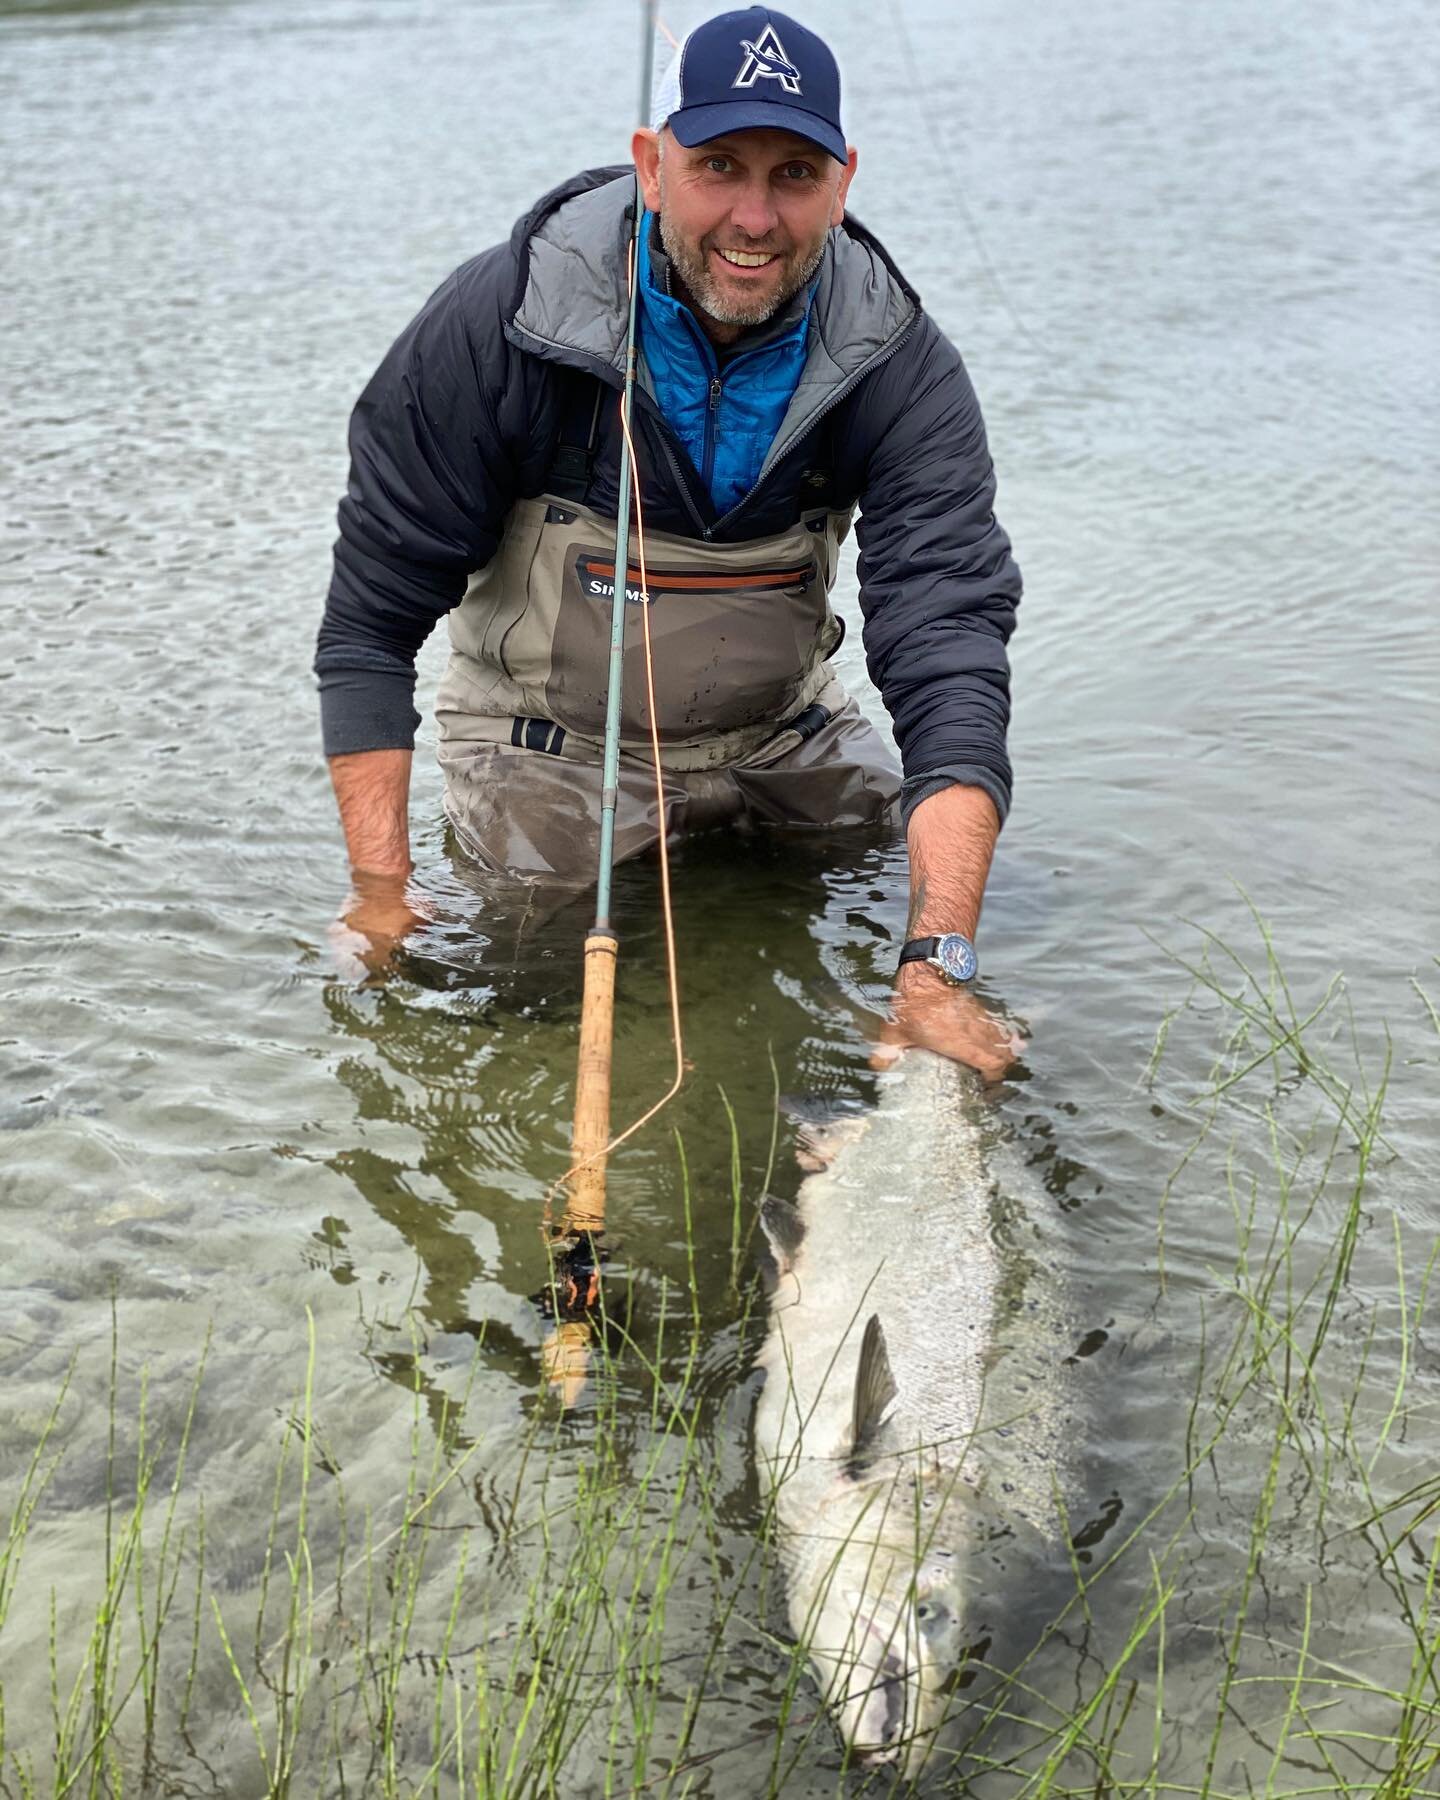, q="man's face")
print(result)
[634,126,857,333]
